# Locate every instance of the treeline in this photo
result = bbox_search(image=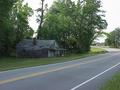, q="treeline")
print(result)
[0,0,107,56]
[38,0,107,53]
[105,28,120,48]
